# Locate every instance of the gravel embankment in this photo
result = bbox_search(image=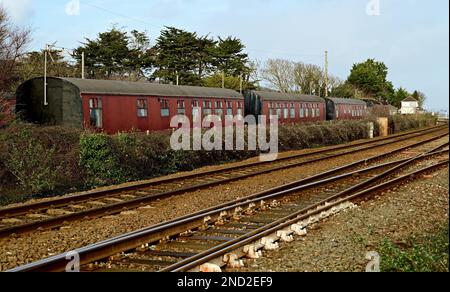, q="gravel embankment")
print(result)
[238,167,449,272]
[0,132,448,271]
